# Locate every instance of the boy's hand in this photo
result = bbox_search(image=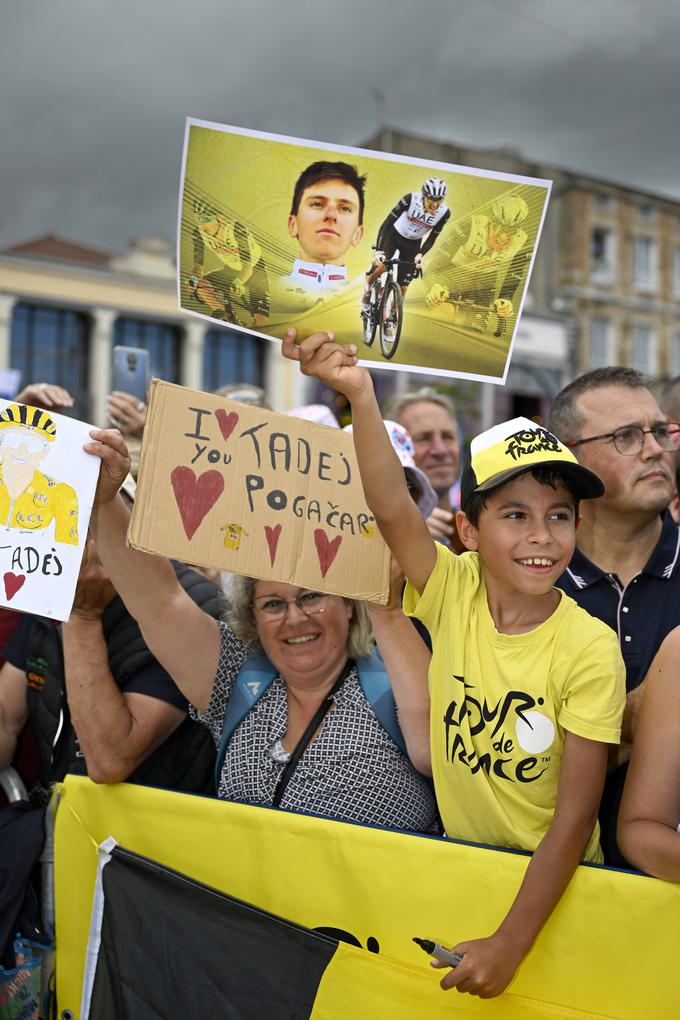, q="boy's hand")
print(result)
[281,328,370,402]
[433,934,520,999]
